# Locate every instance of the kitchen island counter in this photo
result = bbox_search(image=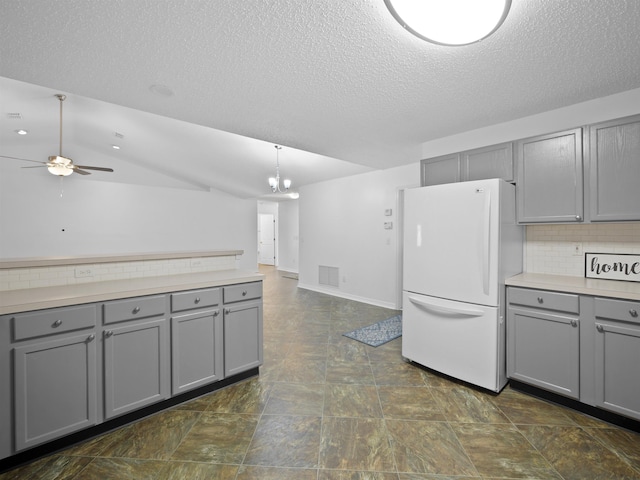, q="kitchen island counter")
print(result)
[0,269,263,315]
